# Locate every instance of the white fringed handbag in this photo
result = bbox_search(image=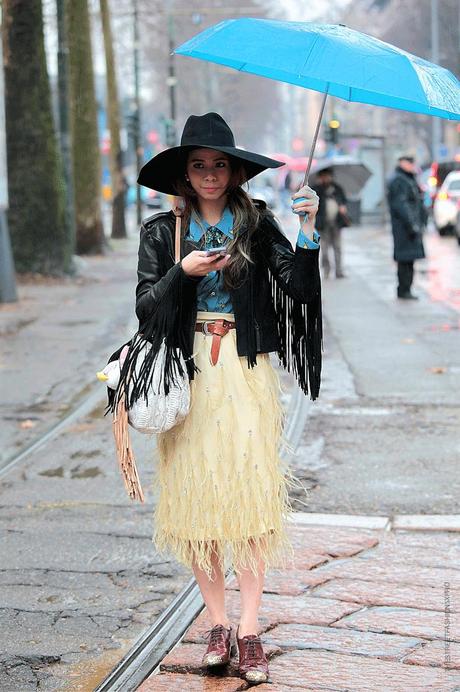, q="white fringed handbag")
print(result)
[126,333,190,434]
[100,205,190,502]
